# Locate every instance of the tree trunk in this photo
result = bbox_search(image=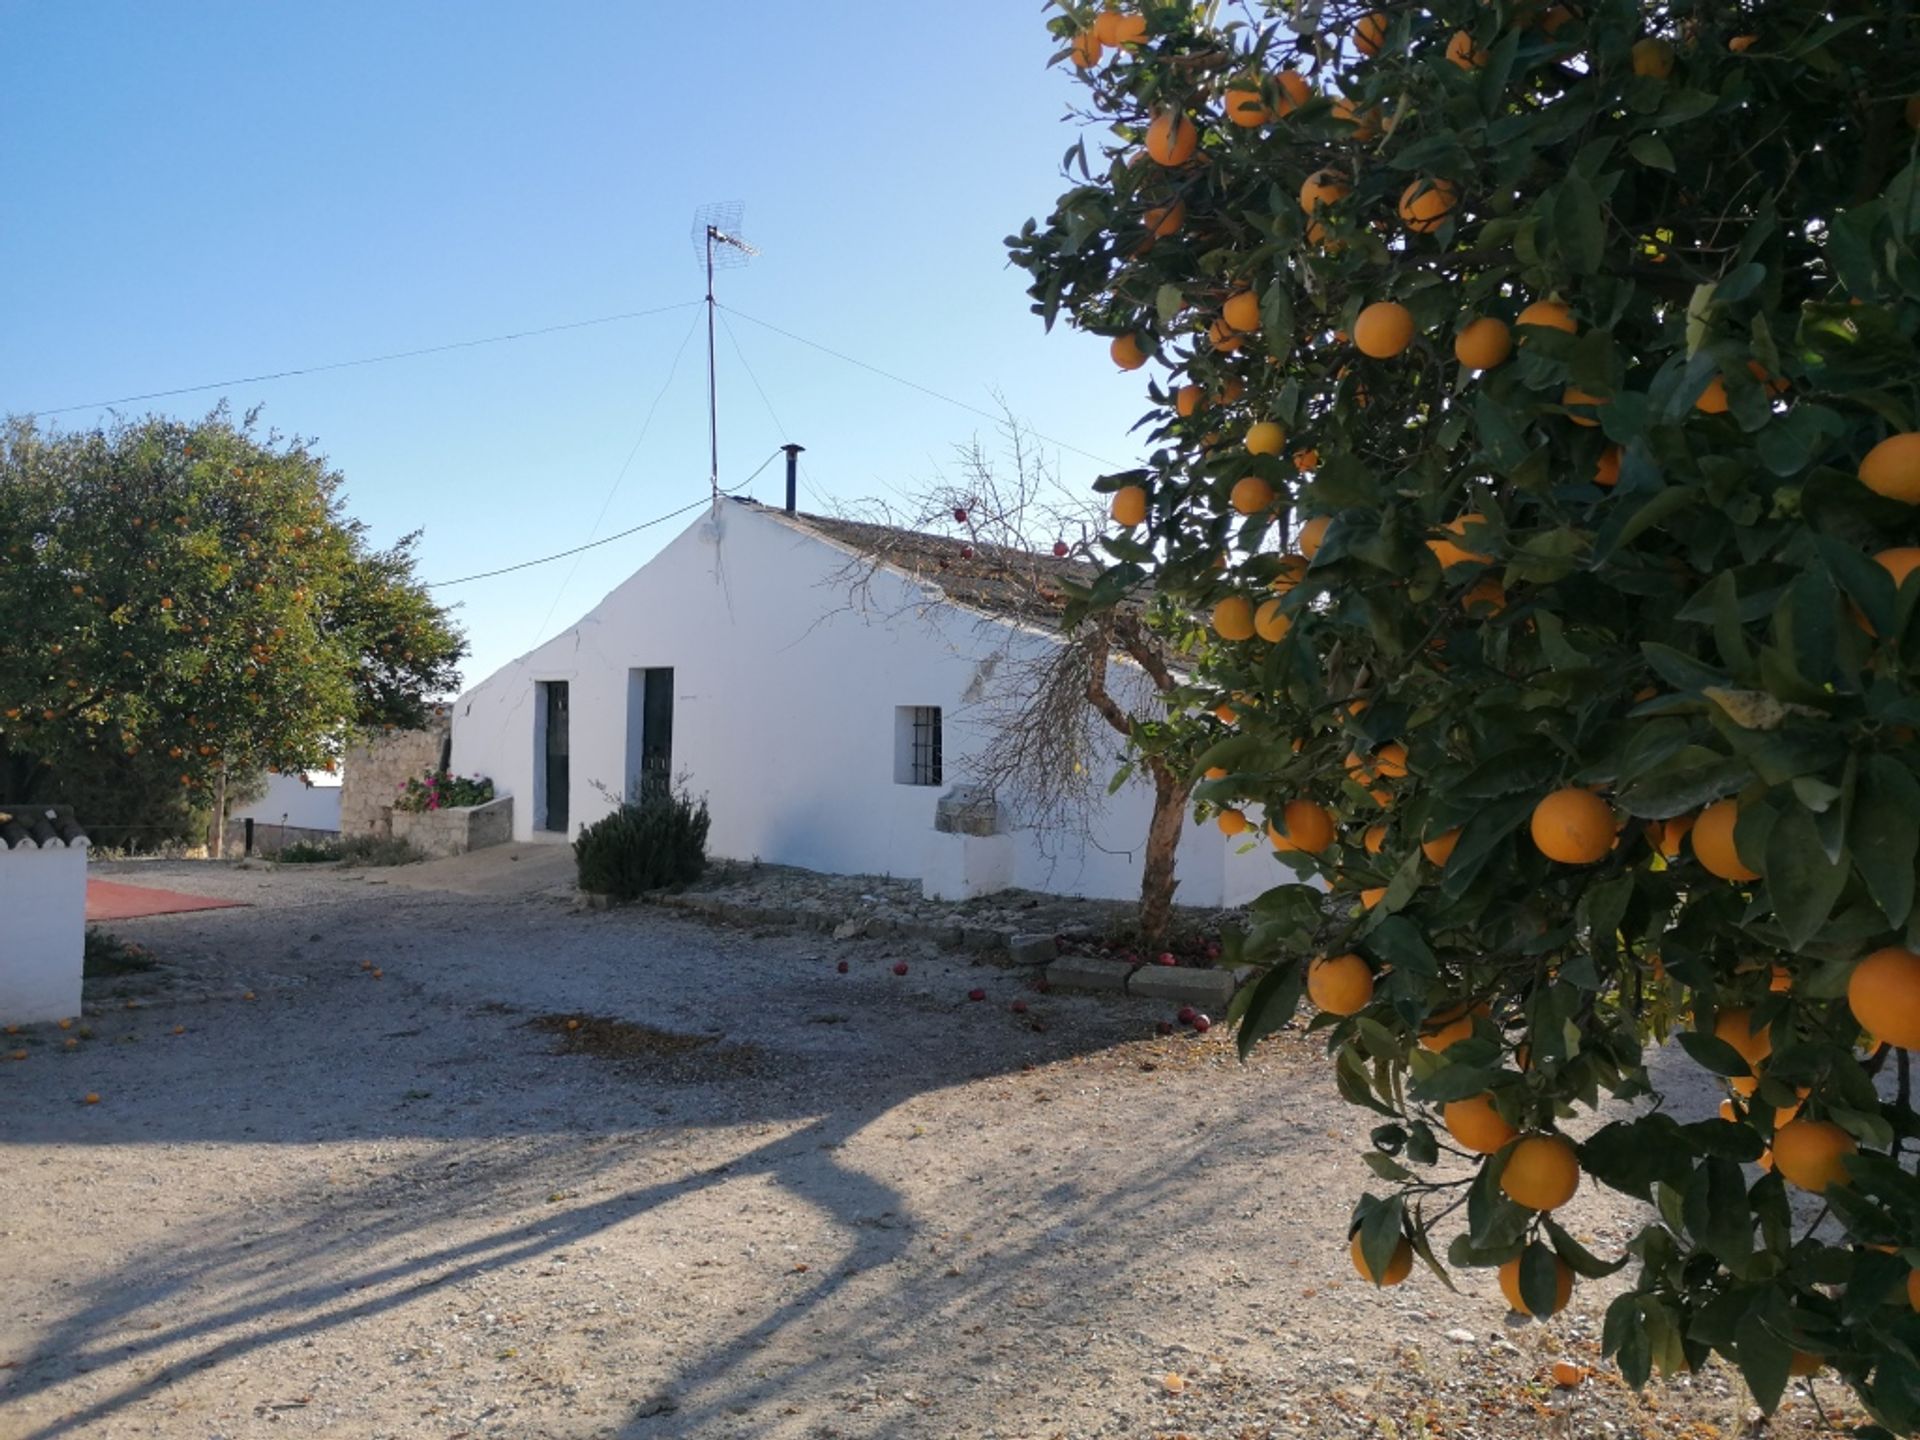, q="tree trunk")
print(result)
[210,767,228,859]
[1138,760,1191,949]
